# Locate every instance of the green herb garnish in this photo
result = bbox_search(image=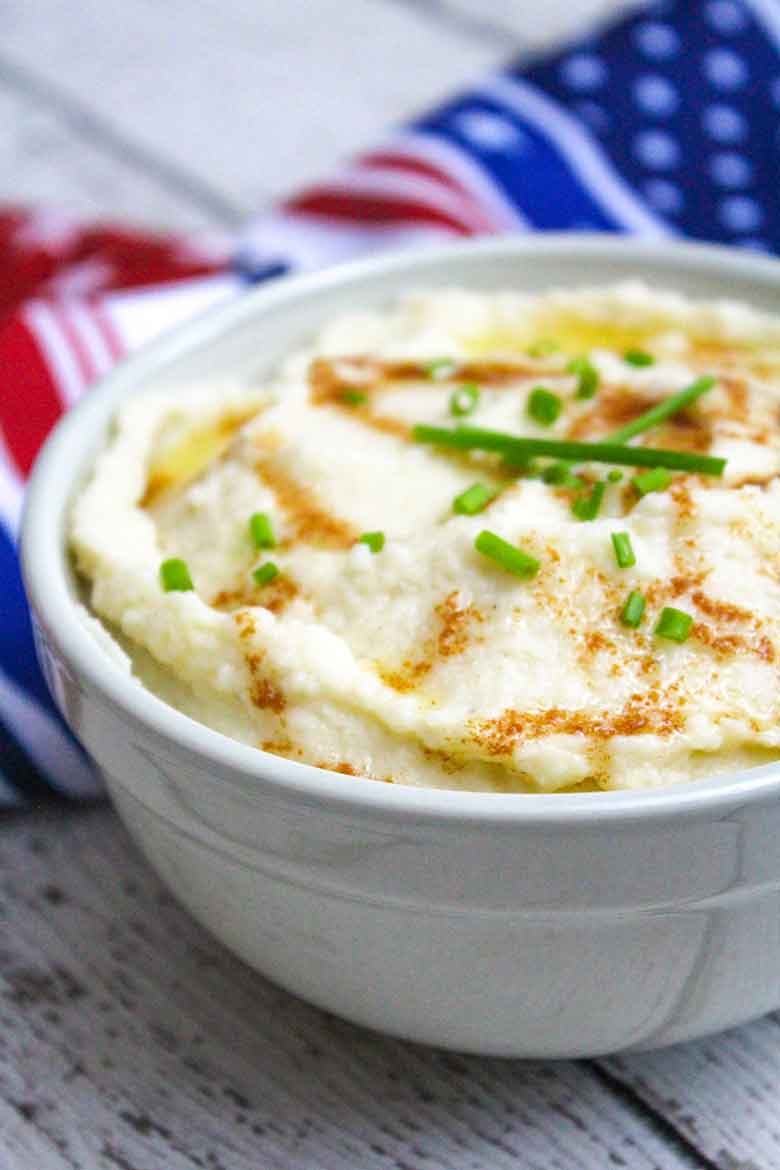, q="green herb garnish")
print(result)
[160,558,193,592]
[621,590,646,628]
[611,531,636,568]
[450,382,480,418]
[607,469,624,483]
[412,425,726,476]
[572,481,606,522]
[341,389,367,407]
[543,462,584,489]
[568,355,599,399]
[527,386,562,426]
[632,467,673,496]
[655,606,693,643]
[426,357,457,379]
[453,483,497,515]
[474,530,540,579]
[253,561,280,586]
[623,349,655,367]
[608,375,716,444]
[503,452,537,473]
[249,512,275,549]
[358,531,385,553]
